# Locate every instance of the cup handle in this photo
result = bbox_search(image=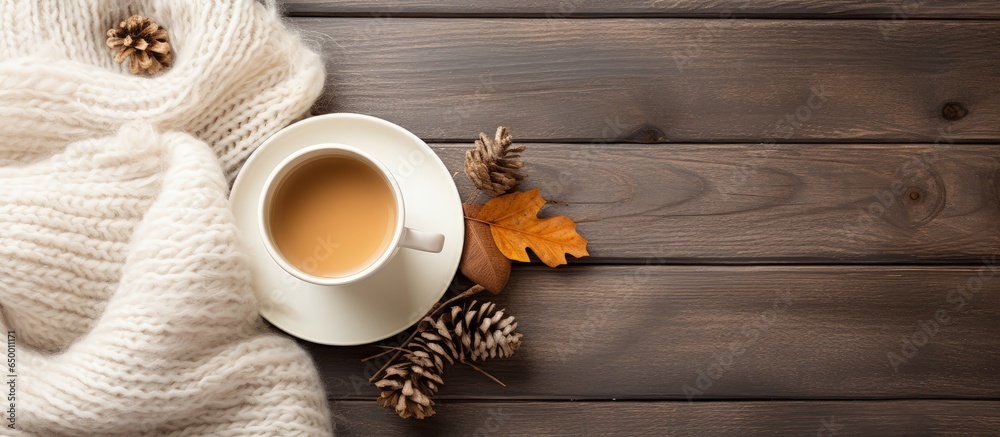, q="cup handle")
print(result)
[399,227,445,253]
